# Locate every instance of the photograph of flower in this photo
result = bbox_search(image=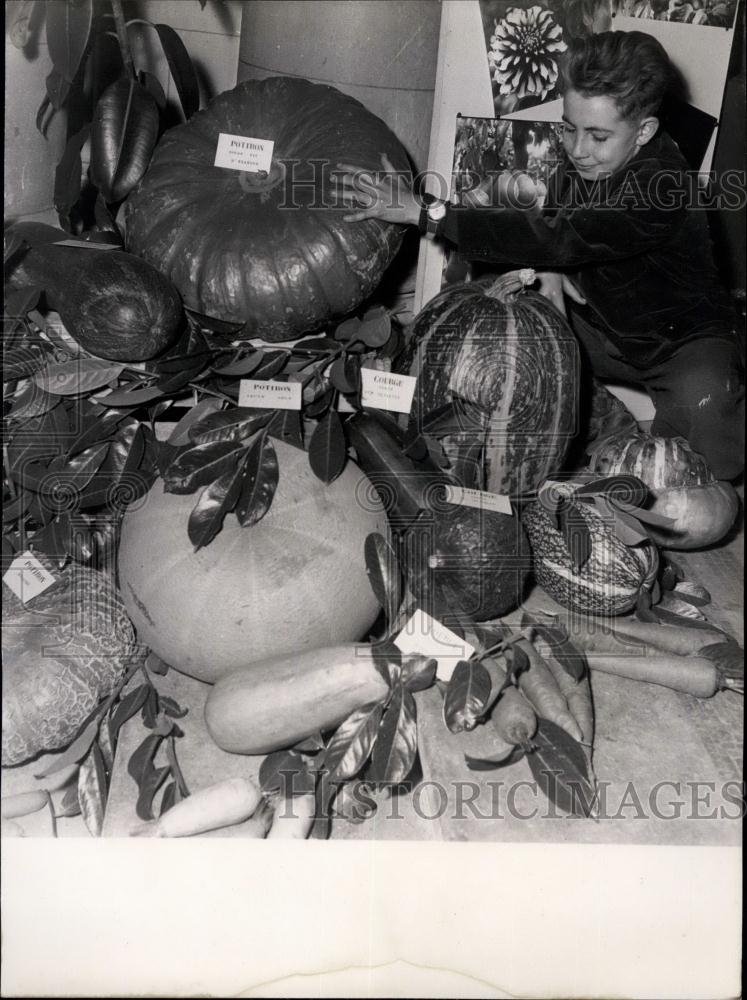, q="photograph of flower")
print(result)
[479,1,568,116]
[616,0,738,26]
